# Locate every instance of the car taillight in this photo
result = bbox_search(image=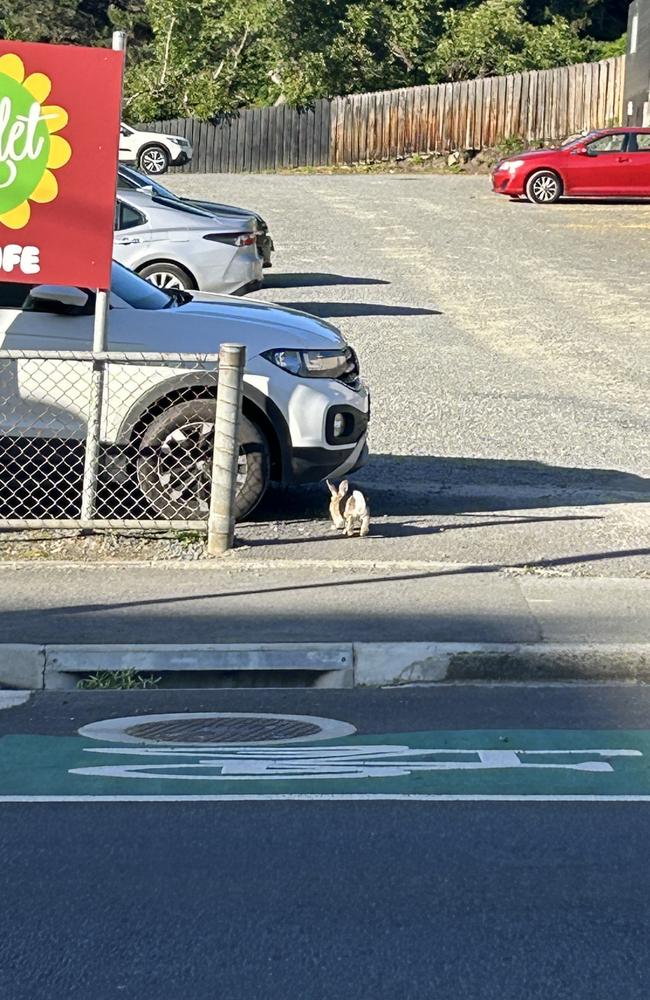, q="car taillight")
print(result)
[203,233,256,247]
